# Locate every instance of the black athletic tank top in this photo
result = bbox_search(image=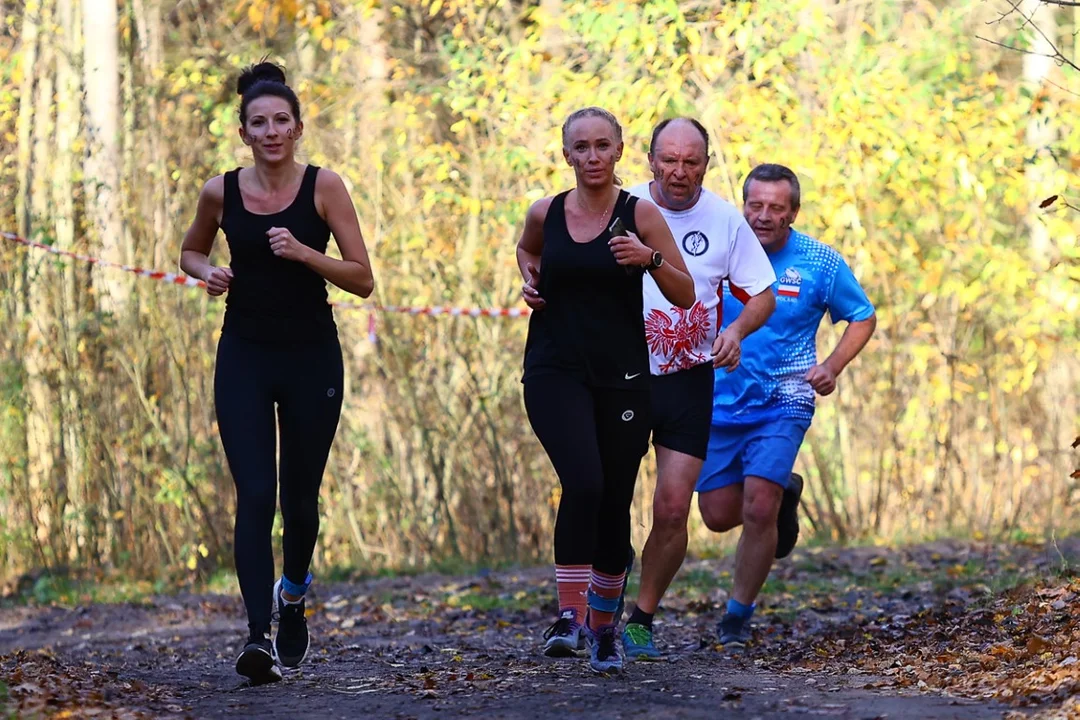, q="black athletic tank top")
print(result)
[522,189,648,389]
[220,165,337,344]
